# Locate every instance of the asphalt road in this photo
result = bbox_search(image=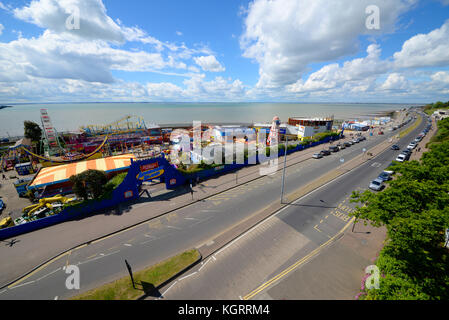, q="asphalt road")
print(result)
[156,113,427,300]
[0,113,419,299]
